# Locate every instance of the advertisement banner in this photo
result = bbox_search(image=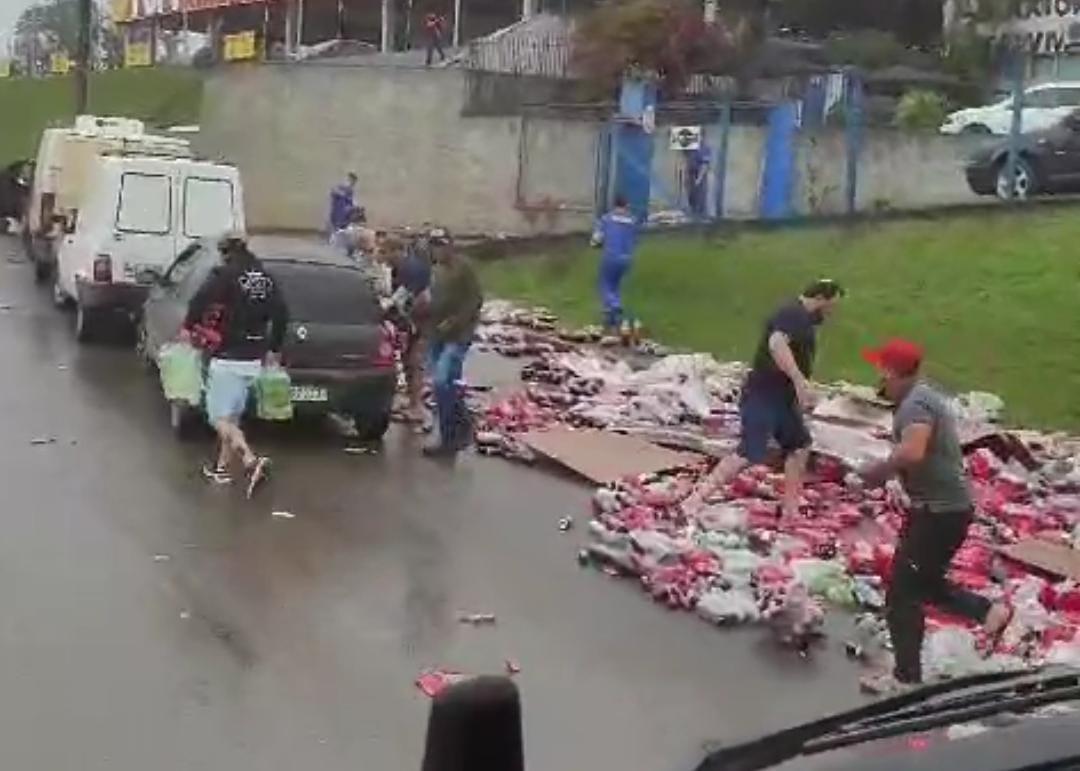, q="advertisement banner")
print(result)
[117,0,265,22]
[125,41,153,68]
[223,30,258,61]
[50,52,72,75]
